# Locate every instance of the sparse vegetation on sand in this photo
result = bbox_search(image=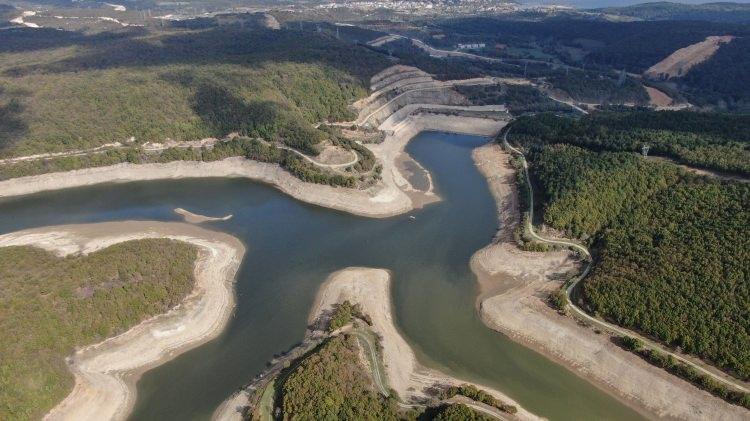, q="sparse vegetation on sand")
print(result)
[617,336,750,409]
[0,239,198,420]
[440,384,517,414]
[0,137,358,187]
